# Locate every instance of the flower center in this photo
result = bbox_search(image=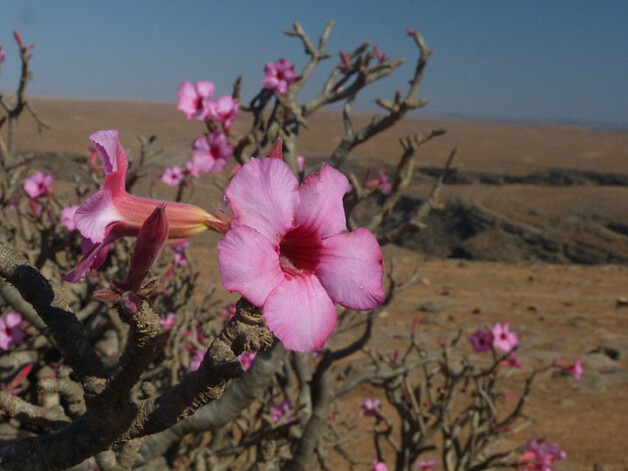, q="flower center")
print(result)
[194,97,204,111]
[278,228,322,276]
